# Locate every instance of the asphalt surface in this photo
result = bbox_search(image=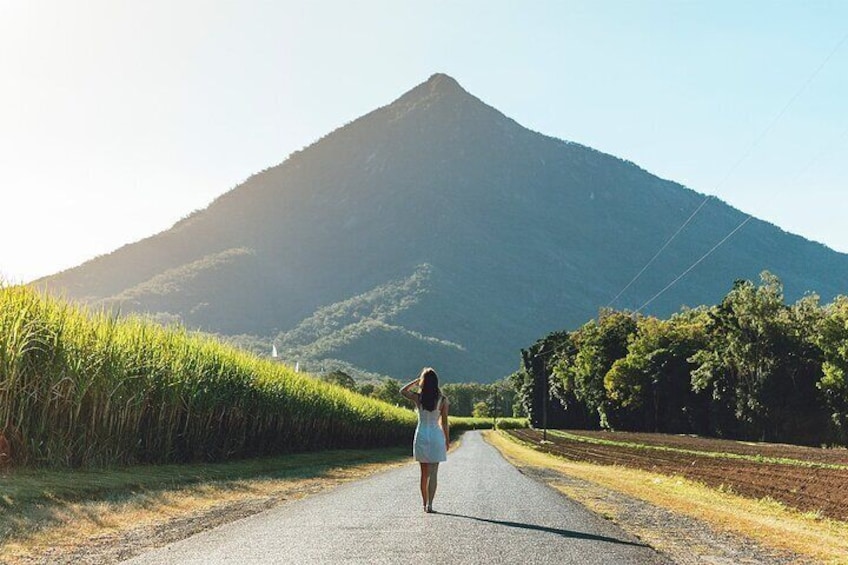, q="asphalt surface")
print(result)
[123,431,670,564]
